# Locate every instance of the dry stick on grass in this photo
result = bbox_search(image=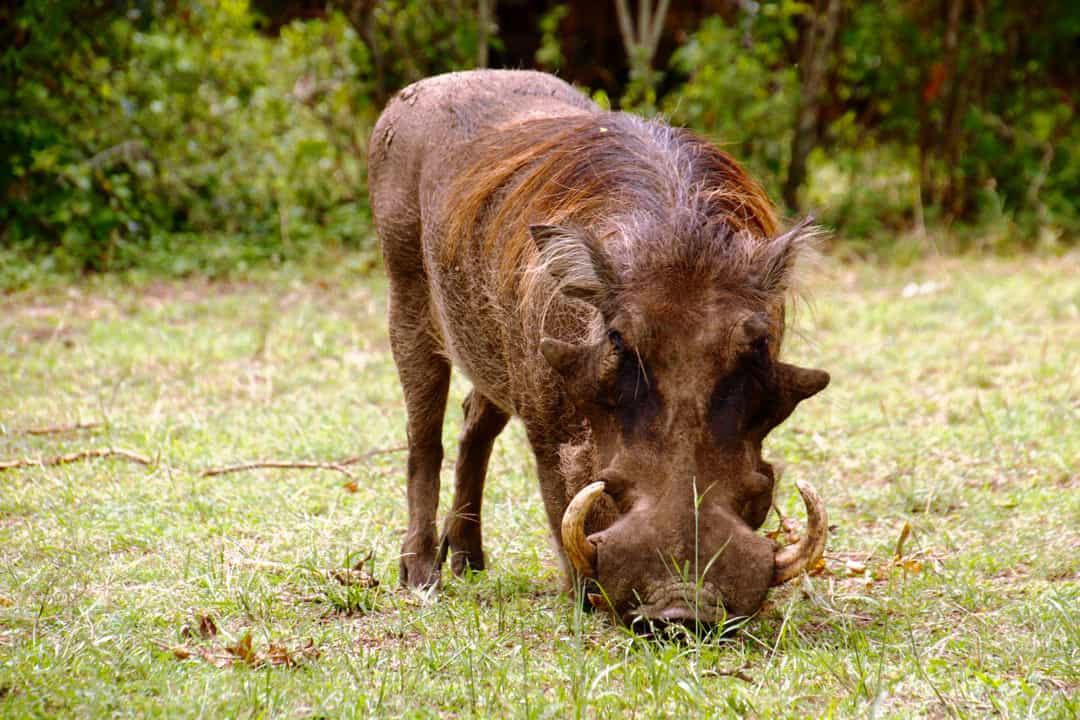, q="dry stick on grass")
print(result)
[199,445,407,480]
[201,460,356,480]
[337,445,408,466]
[0,447,152,471]
[229,554,379,587]
[706,667,754,683]
[18,421,102,436]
